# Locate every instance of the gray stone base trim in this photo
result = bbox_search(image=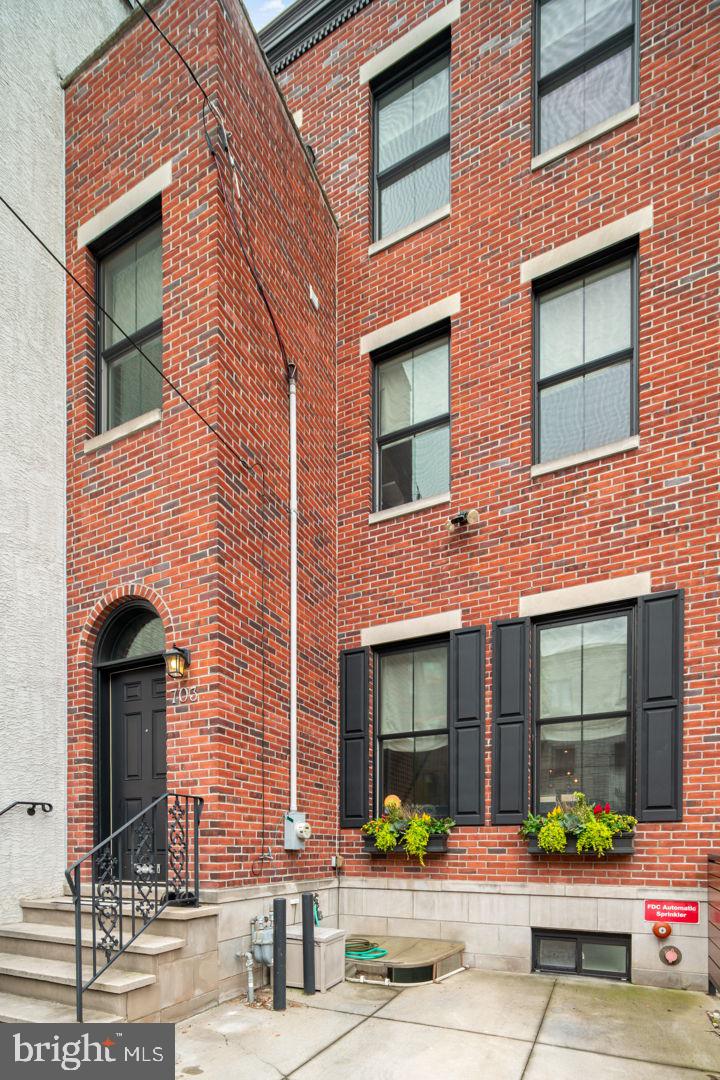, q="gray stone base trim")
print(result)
[337,877,707,992]
[204,877,340,1002]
